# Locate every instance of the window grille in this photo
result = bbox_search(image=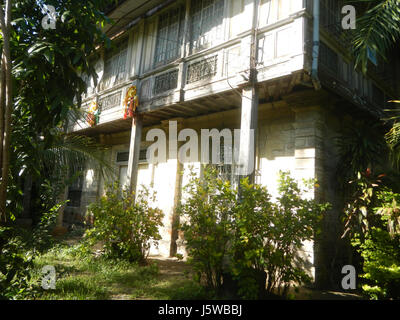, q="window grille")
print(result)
[320,0,341,34]
[186,55,218,84]
[319,42,338,76]
[154,6,184,66]
[116,150,148,164]
[205,135,236,186]
[99,91,122,111]
[320,0,352,46]
[153,70,179,95]
[117,151,129,163]
[100,41,128,91]
[139,149,148,163]
[190,0,224,52]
